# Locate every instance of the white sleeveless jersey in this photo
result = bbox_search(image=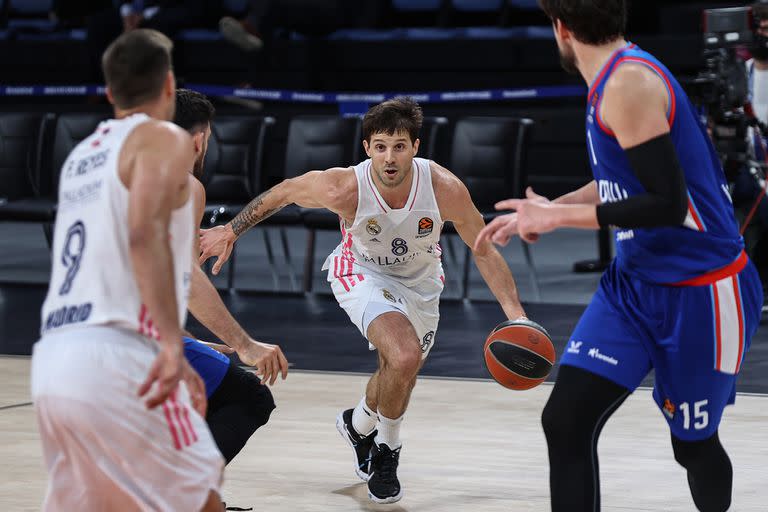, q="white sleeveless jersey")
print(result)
[324,157,443,287]
[40,113,195,338]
